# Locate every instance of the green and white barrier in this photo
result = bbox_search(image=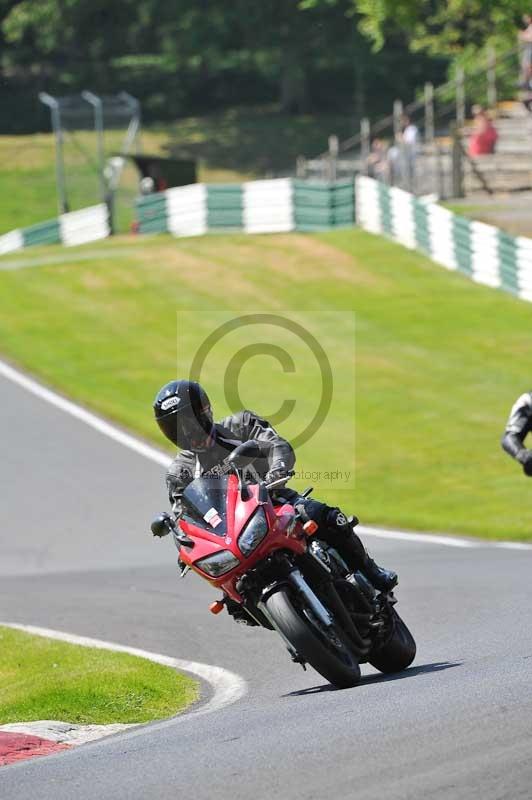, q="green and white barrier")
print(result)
[0,229,24,256]
[355,175,532,302]
[208,184,243,231]
[0,204,110,255]
[136,179,355,236]
[167,184,207,237]
[60,204,110,247]
[2,176,529,307]
[293,179,355,231]
[244,179,293,233]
